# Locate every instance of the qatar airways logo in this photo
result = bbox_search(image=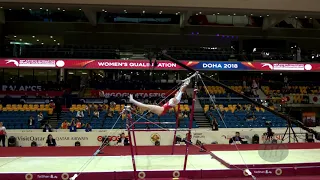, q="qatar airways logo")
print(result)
[261,63,312,71]
[5,59,65,68]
